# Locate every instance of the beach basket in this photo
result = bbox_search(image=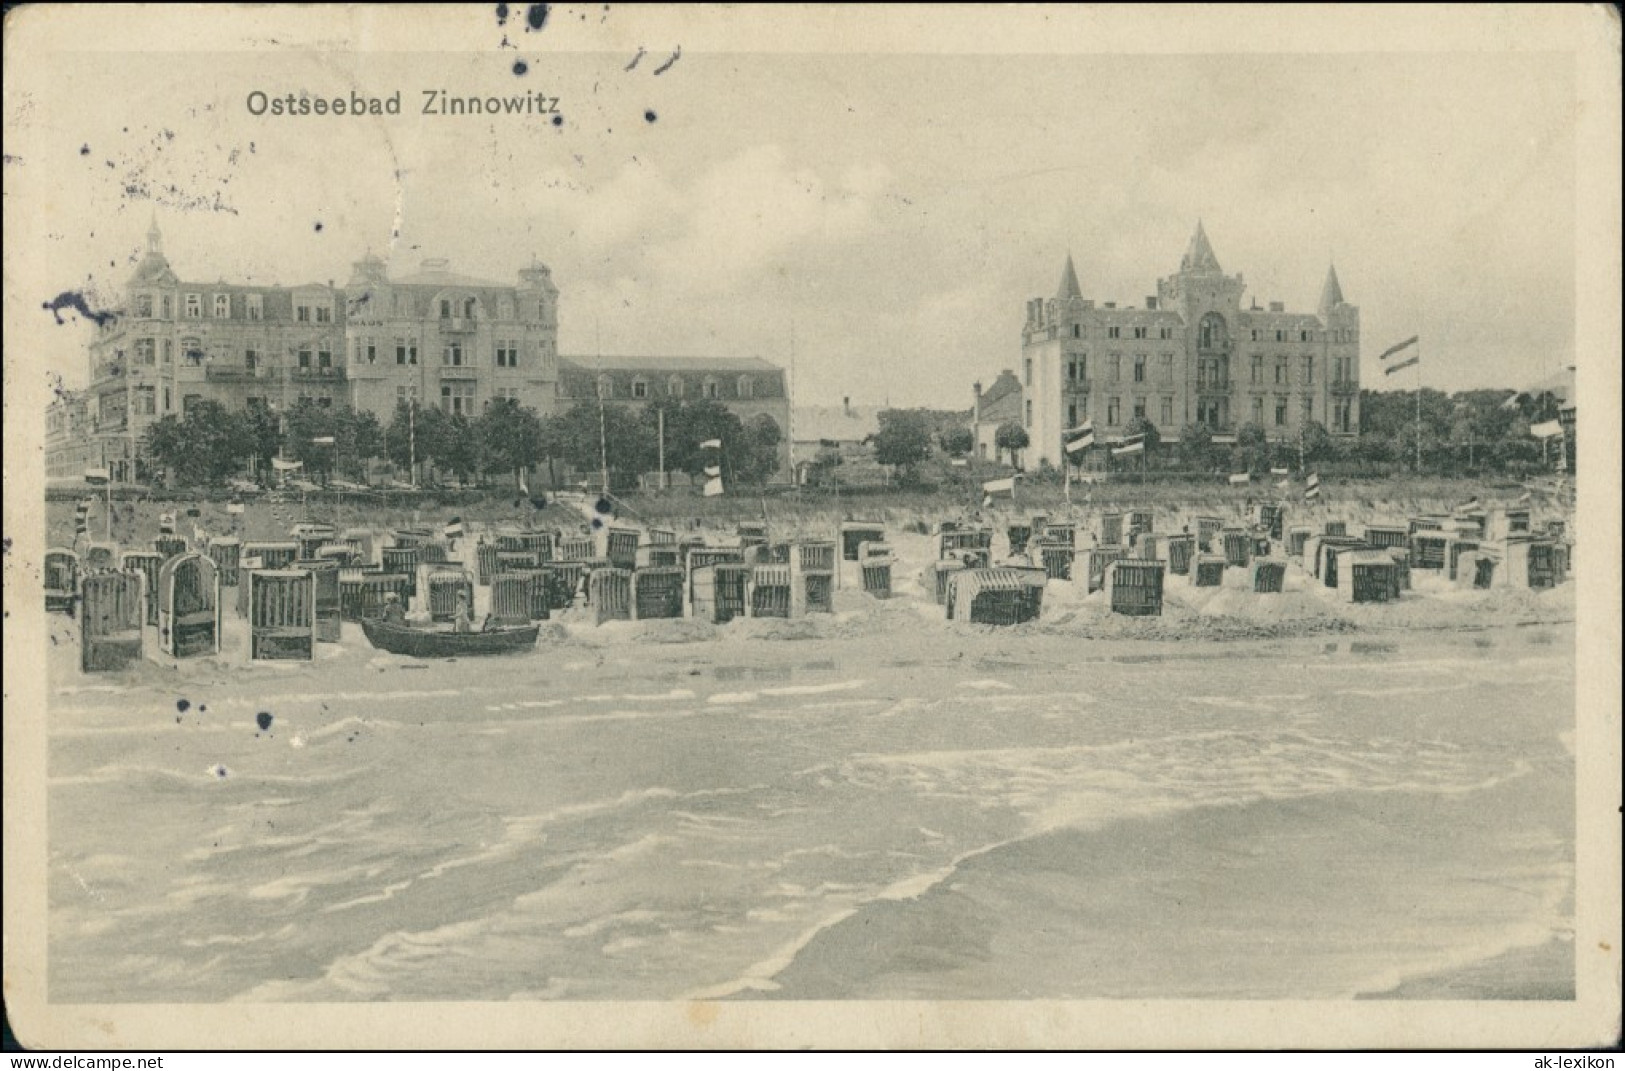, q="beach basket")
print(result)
[1005,524,1032,556]
[840,523,887,561]
[860,559,893,599]
[1362,526,1408,551]
[341,530,376,567]
[1387,549,1411,593]
[605,528,640,571]
[1106,560,1164,616]
[1322,543,1375,591]
[120,550,164,626]
[1221,529,1252,568]
[1042,523,1077,548]
[207,537,242,587]
[83,541,119,573]
[691,563,749,624]
[1165,534,1195,576]
[476,542,499,585]
[1038,541,1075,581]
[315,540,361,567]
[1338,551,1398,603]
[632,567,685,620]
[425,568,473,625]
[79,571,145,672]
[1081,545,1127,593]
[1453,512,1488,541]
[946,568,1044,625]
[638,547,681,569]
[1410,532,1448,571]
[1099,513,1124,547]
[589,568,633,624]
[1312,536,1365,582]
[928,559,966,606]
[1484,509,1531,544]
[647,528,677,546]
[545,562,587,610]
[1251,560,1286,594]
[340,571,411,622]
[1194,516,1222,553]
[380,547,420,598]
[489,574,535,628]
[1323,520,1348,538]
[1132,532,1161,561]
[497,549,542,574]
[748,563,792,618]
[1286,526,1313,559]
[158,552,221,658]
[794,541,837,575]
[153,536,189,560]
[390,528,432,548]
[297,559,343,641]
[248,569,315,661]
[1192,555,1226,587]
[1446,538,1480,582]
[1128,510,1154,538]
[45,548,80,615]
[1409,515,1449,536]
[557,536,595,563]
[418,540,452,565]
